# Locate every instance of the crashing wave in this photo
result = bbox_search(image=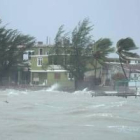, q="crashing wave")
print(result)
[46,83,60,91]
